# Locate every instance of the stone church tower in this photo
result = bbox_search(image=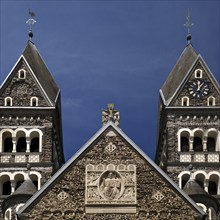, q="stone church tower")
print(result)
[0,30,64,219]
[155,33,220,219]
